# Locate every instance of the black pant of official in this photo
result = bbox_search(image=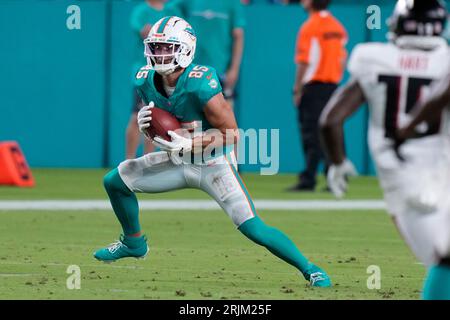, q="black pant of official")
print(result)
[297,81,337,189]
